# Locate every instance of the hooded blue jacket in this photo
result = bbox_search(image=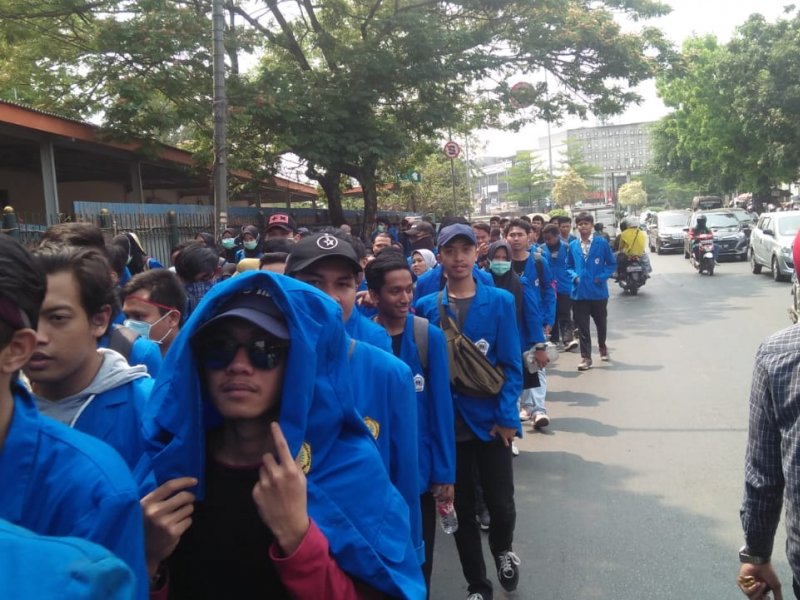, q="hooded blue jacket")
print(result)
[33,350,156,494]
[566,236,617,300]
[141,271,425,599]
[413,263,493,302]
[416,279,523,441]
[520,250,556,329]
[0,519,136,600]
[348,338,423,562]
[542,239,573,295]
[392,314,456,491]
[346,309,391,352]
[0,383,148,599]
